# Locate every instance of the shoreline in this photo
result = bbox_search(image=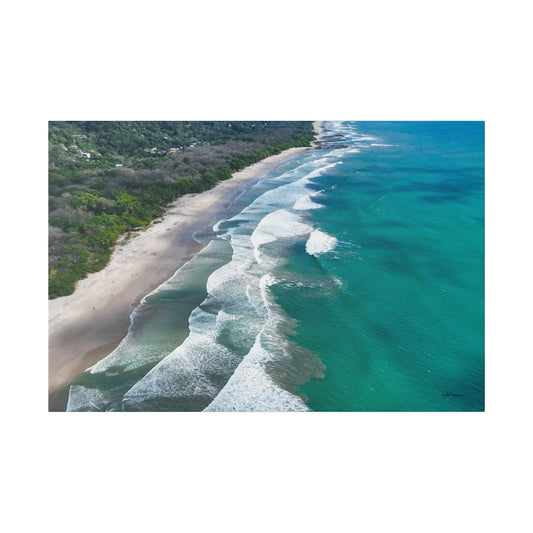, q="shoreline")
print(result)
[49,134,321,410]
[311,120,326,145]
